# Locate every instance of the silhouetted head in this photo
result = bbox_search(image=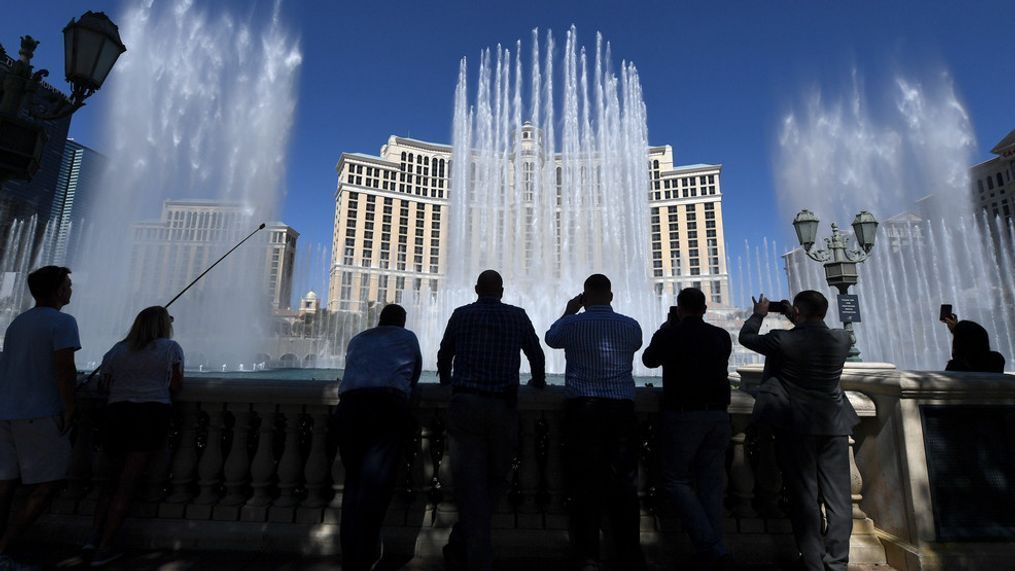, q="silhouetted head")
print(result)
[378,304,407,327]
[28,265,72,309]
[582,274,613,306]
[125,306,173,351]
[475,270,504,300]
[952,320,991,360]
[676,287,707,319]
[792,290,828,323]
